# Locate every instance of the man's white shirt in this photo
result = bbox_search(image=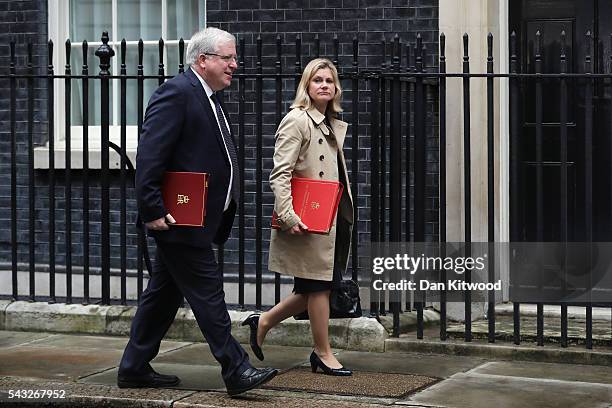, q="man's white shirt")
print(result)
[192,68,234,211]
